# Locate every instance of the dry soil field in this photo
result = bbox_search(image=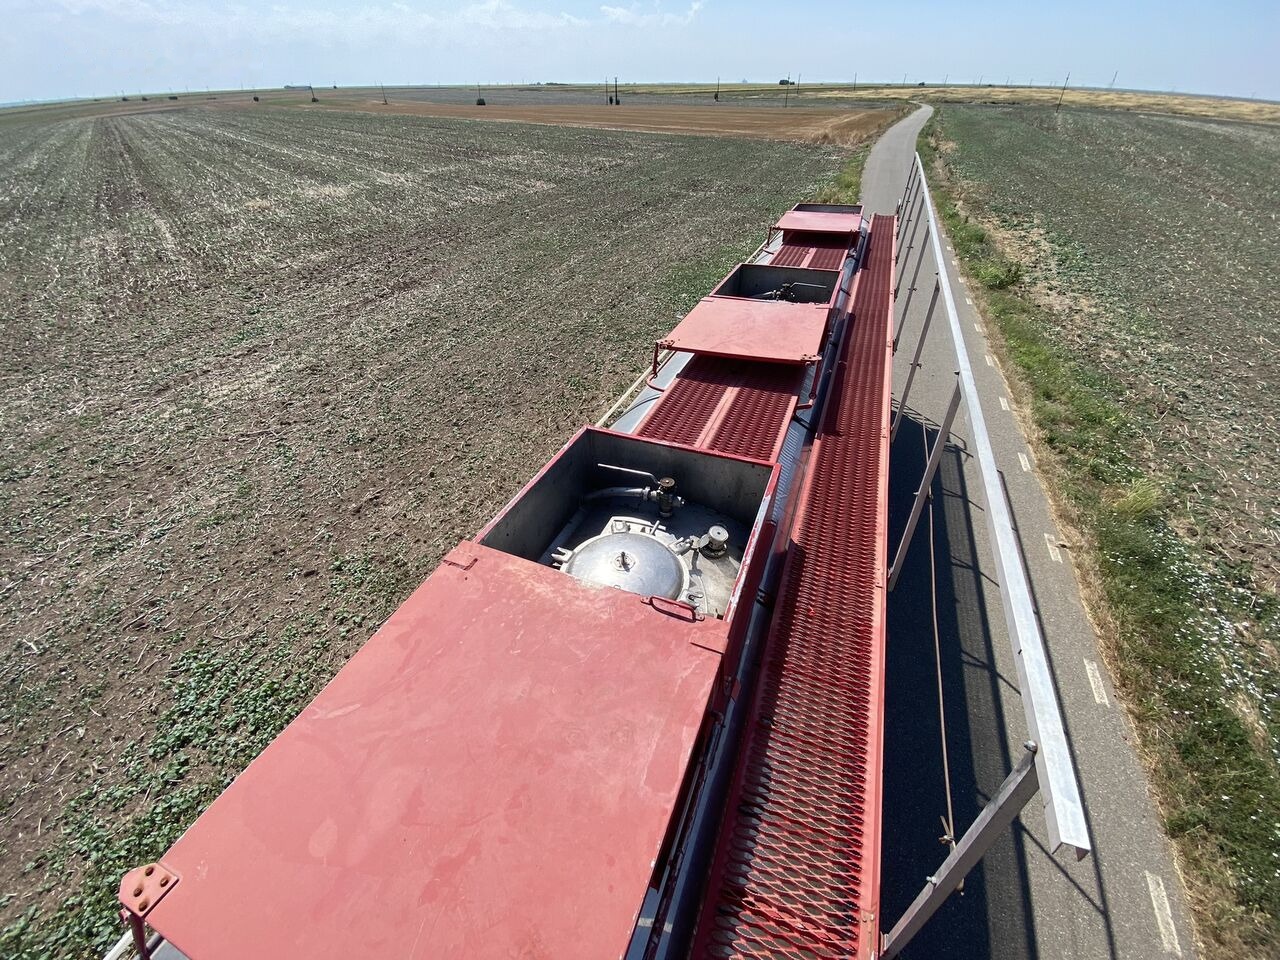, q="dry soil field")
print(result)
[940,108,1280,587]
[0,104,852,956]
[421,81,1280,124]
[1,86,900,147]
[831,84,1280,123]
[924,105,1280,955]
[305,97,893,145]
